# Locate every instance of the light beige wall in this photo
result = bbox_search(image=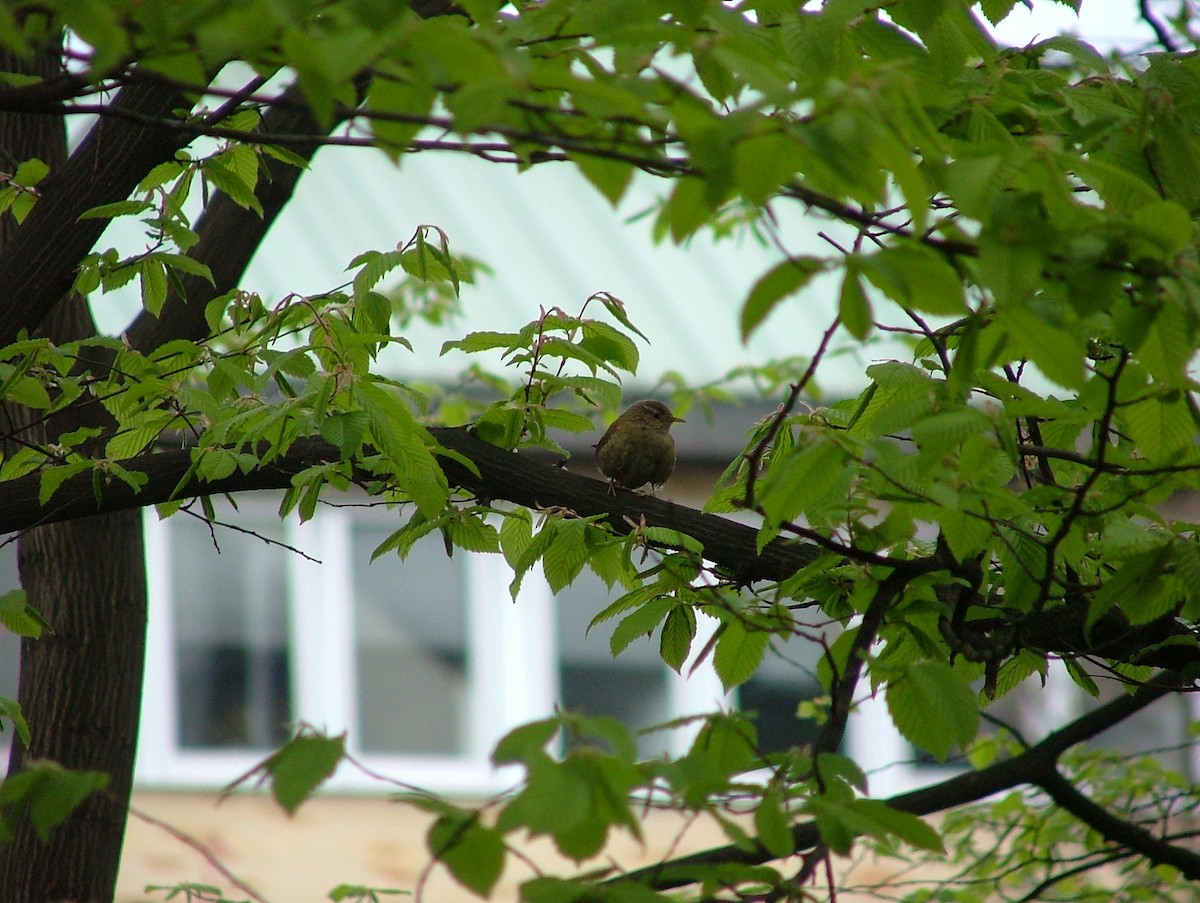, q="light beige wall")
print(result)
[117,790,729,903]
[117,790,907,903]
